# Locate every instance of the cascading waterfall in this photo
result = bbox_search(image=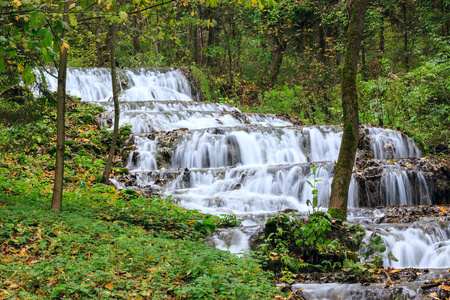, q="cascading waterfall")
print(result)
[36,68,449,274]
[367,127,422,159]
[366,222,450,268]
